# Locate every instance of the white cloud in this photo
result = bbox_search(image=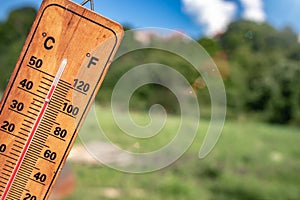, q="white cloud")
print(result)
[182,0,237,36]
[241,0,266,22]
